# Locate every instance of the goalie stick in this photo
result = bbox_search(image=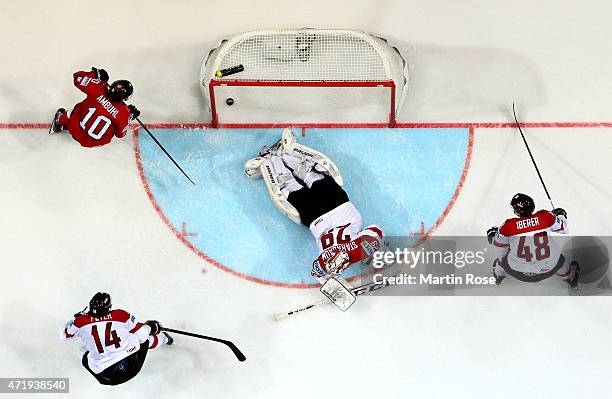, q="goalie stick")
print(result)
[274,275,395,321]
